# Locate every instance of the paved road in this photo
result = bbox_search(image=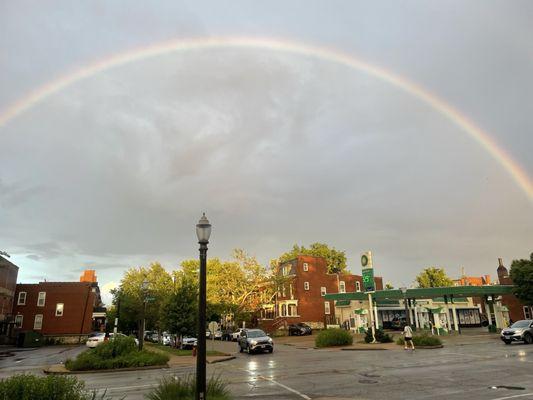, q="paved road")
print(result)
[1,337,532,399]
